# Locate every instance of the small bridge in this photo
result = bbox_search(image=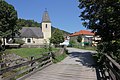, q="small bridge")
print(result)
[0,48,120,80]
